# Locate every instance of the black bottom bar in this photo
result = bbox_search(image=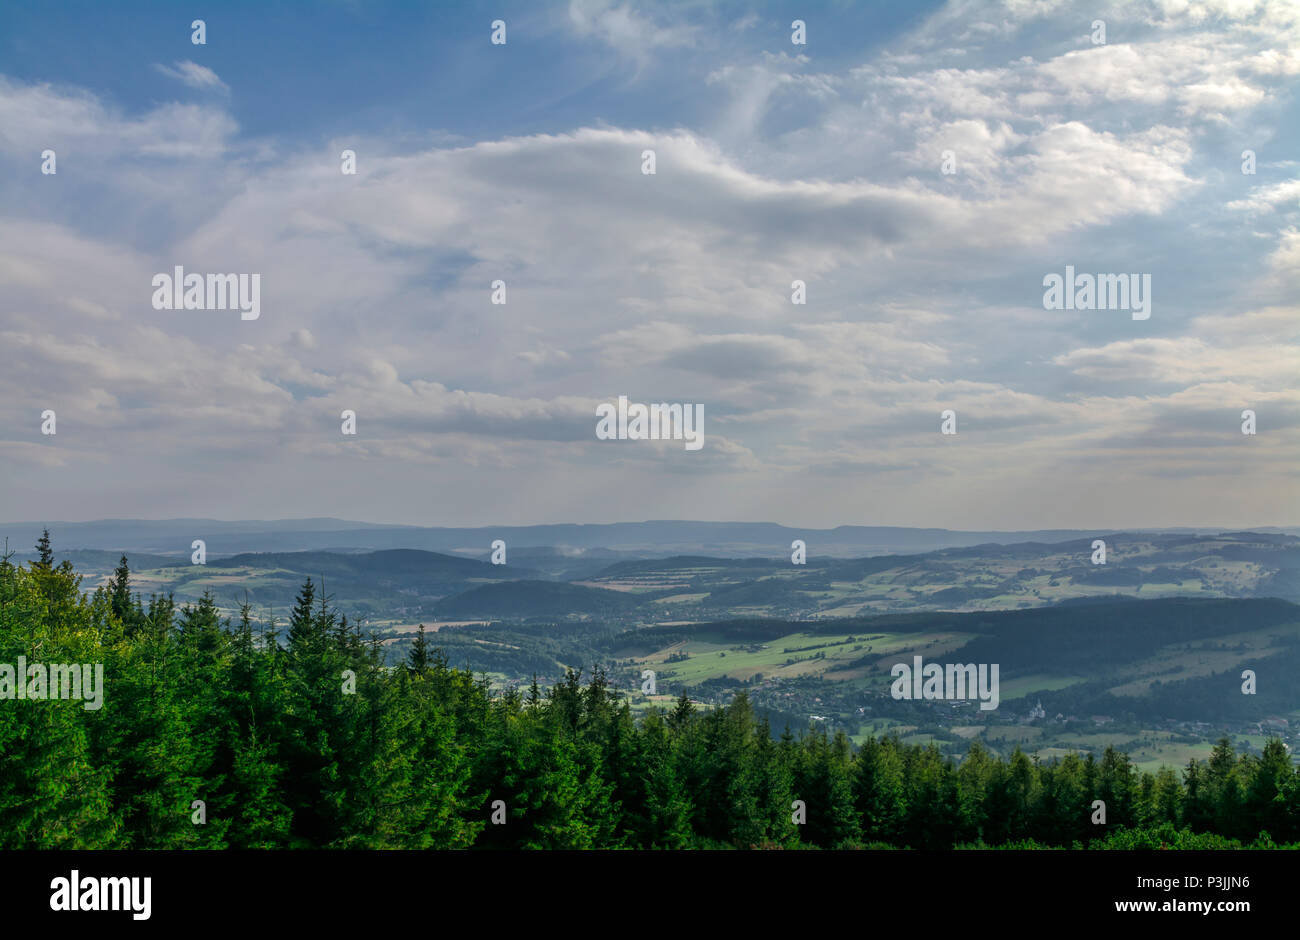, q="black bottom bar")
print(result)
[0,849,1278,927]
